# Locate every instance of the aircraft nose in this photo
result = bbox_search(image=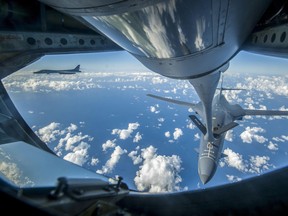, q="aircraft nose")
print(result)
[198,157,217,184]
